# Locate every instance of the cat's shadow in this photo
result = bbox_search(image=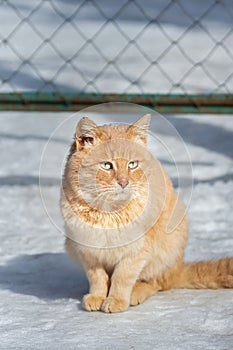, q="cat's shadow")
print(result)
[0,253,88,300]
